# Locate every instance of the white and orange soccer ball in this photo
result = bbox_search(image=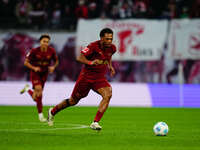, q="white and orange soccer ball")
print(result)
[153,122,169,136]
